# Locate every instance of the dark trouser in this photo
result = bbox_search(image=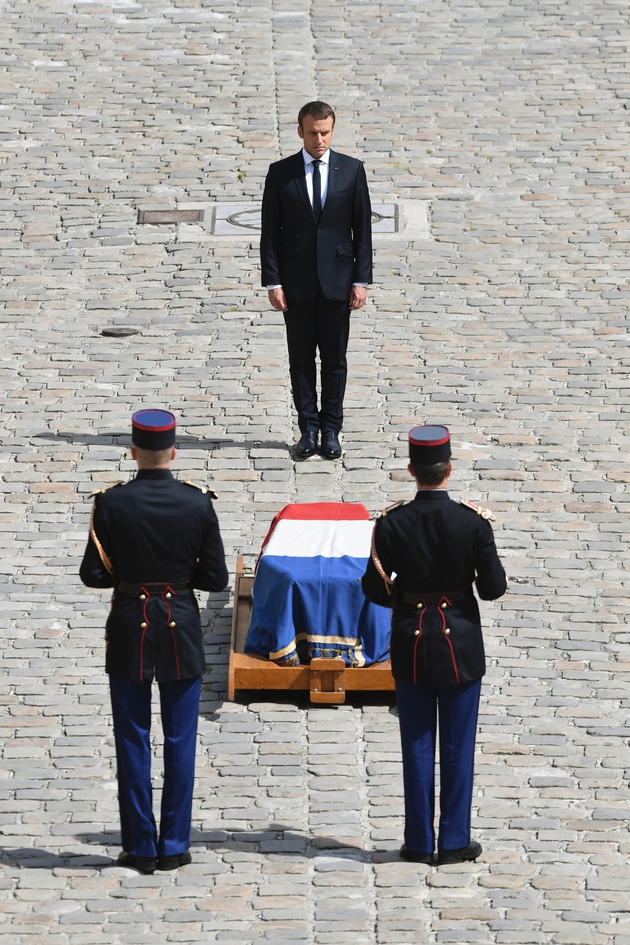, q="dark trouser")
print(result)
[395,678,481,854]
[284,290,350,435]
[109,674,201,859]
